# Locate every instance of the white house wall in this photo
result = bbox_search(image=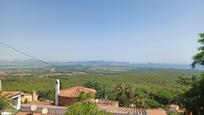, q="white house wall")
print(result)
[11,94,21,110]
